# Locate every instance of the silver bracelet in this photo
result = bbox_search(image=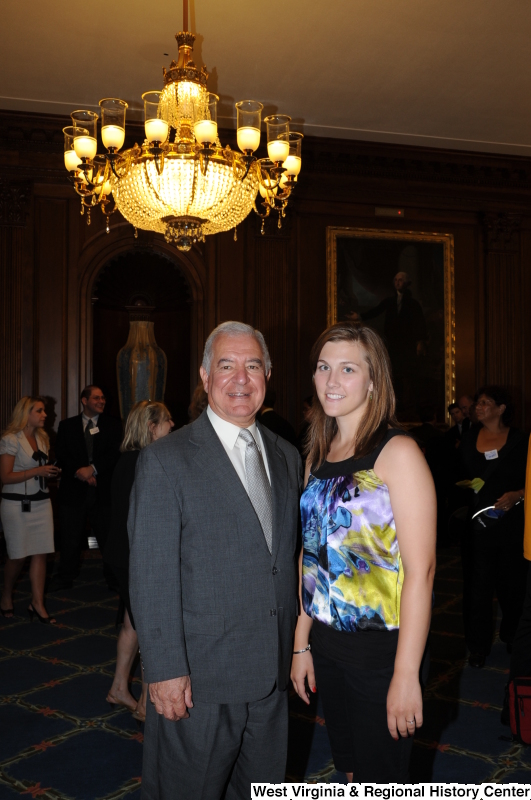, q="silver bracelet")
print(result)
[293,644,311,654]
